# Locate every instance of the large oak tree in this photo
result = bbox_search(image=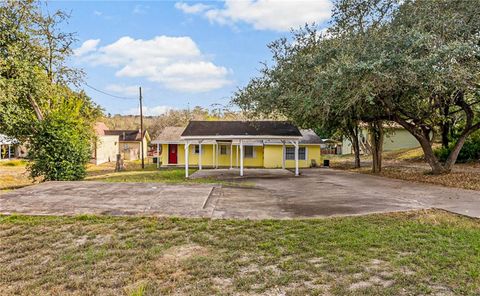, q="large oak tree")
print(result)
[234,0,480,174]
